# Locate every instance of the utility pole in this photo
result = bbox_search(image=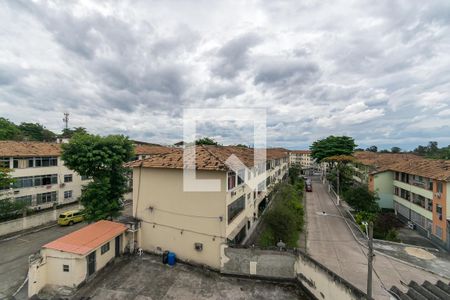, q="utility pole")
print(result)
[367,221,373,299]
[63,112,69,129]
